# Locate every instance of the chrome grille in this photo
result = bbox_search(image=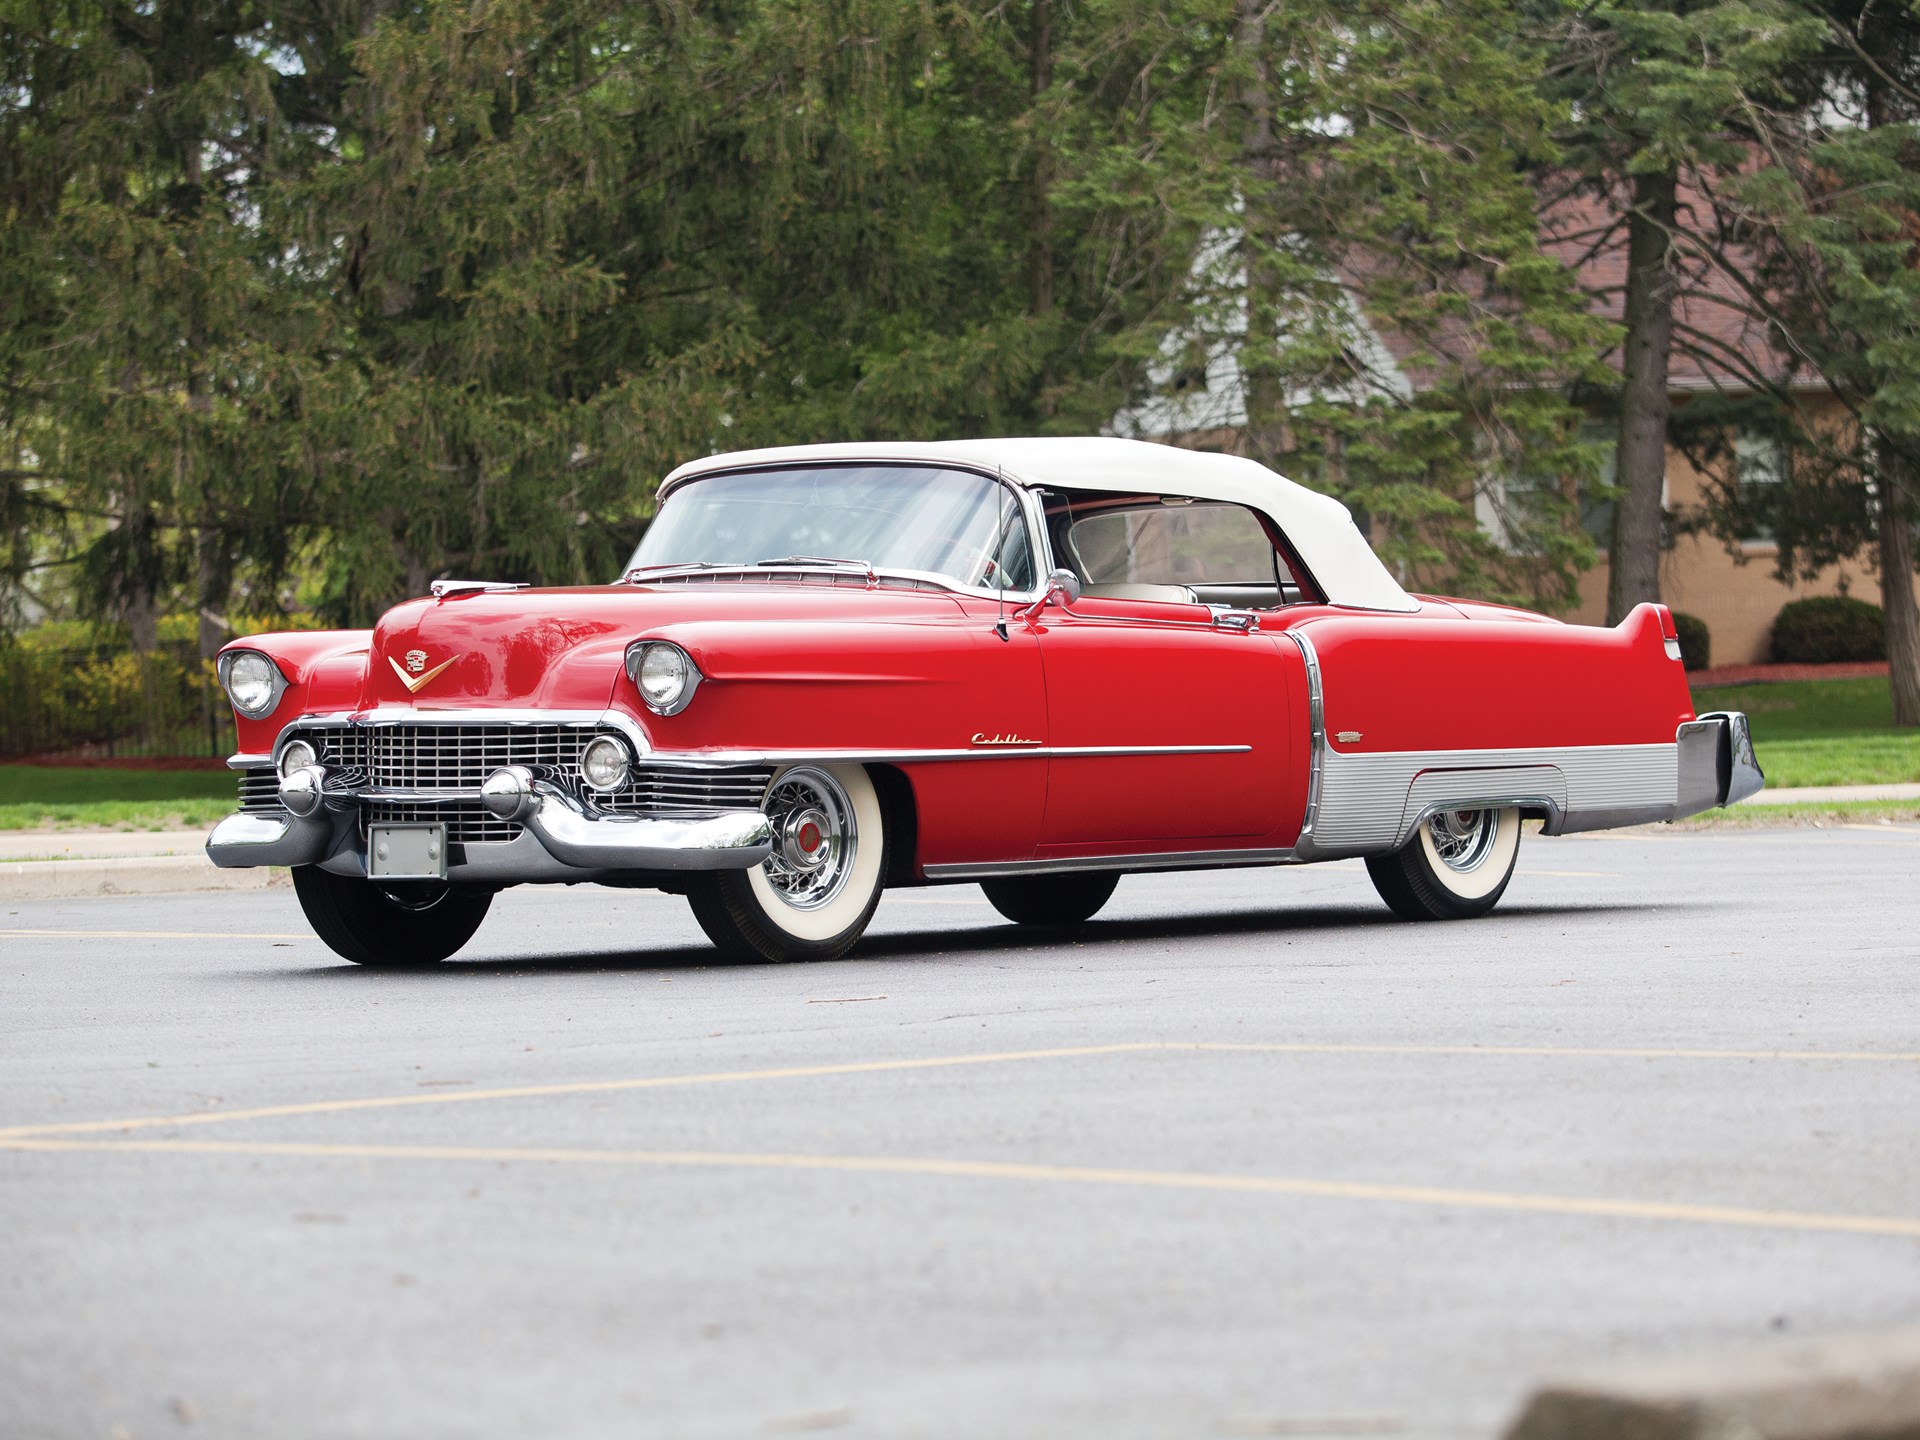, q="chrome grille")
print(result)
[289,723,773,836]
[603,766,775,815]
[367,800,519,846]
[237,766,282,814]
[305,723,601,791]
